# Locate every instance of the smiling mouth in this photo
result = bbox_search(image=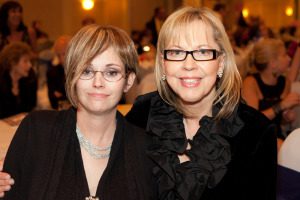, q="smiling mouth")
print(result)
[180,78,201,87]
[181,78,199,83]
